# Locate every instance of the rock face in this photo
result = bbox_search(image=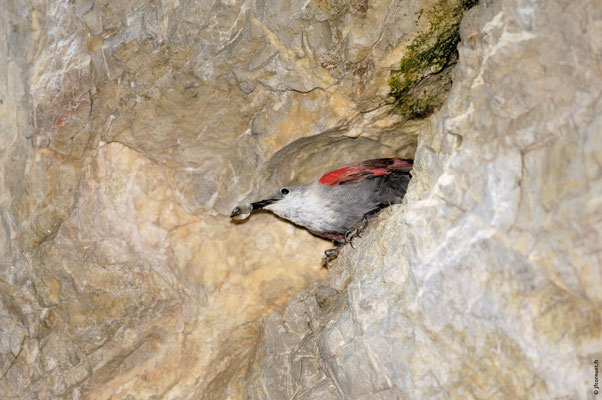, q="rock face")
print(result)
[0,0,600,399]
[236,0,602,399]
[0,0,461,398]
